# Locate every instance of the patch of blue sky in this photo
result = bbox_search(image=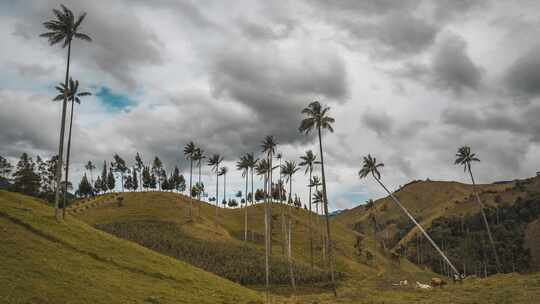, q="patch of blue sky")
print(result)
[94,86,137,113]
